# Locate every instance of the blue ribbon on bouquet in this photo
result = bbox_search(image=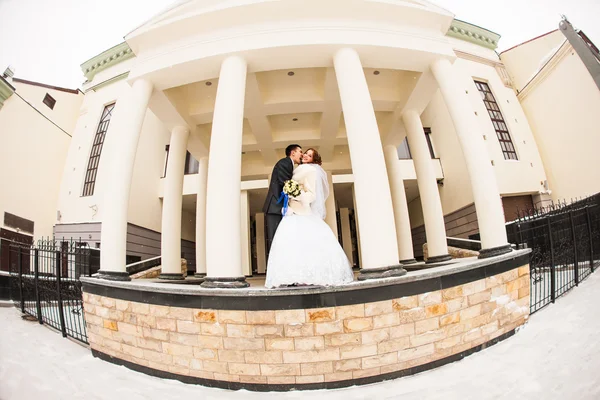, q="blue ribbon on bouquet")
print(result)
[277,191,289,216]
